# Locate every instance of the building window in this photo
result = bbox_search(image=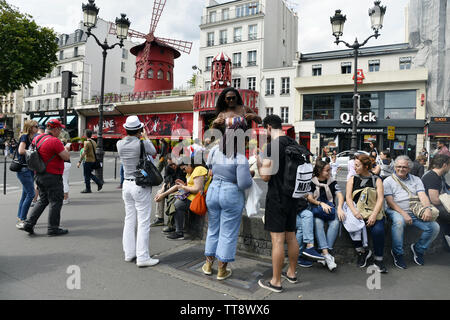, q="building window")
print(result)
[232,53,241,68]
[248,24,257,40]
[266,107,274,116]
[167,72,171,81]
[205,81,211,90]
[399,57,412,70]
[59,50,64,60]
[312,65,322,76]
[341,62,352,74]
[121,77,127,85]
[369,59,380,72]
[236,2,259,17]
[247,50,257,66]
[303,95,335,120]
[233,27,242,42]
[54,98,60,109]
[232,78,241,89]
[265,78,274,96]
[74,47,78,57]
[54,82,60,93]
[148,69,154,79]
[219,30,227,44]
[207,32,214,47]
[121,62,126,72]
[222,8,229,21]
[122,49,128,59]
[206,56,213,71]
[56,66,62,77]
[281,77,290,94]
[209,11,216,23]
[384,90,416,119]
[139,69,145,79]
[281,107,289,123]
[157,70,163,80]
[247,77,256,90]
